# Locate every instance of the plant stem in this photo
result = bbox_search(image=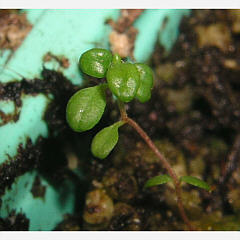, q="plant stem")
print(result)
[117,100,195,231]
